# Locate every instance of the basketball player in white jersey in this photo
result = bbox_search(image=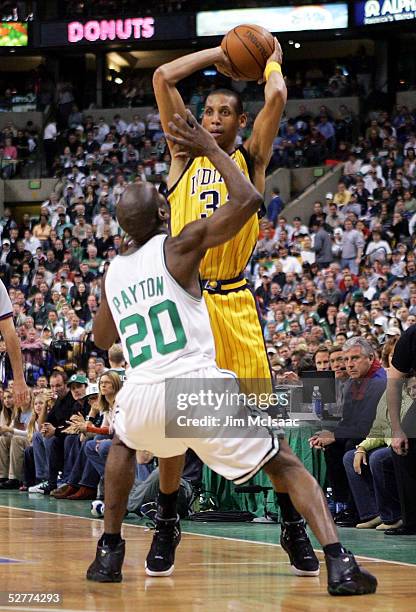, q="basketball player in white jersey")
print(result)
[87,112,377,597]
